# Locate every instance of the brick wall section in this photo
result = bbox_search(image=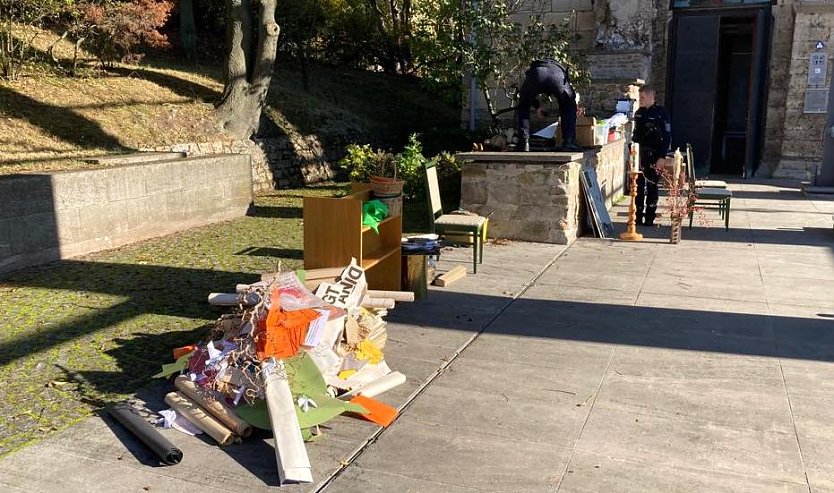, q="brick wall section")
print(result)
[0,155,252,276]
